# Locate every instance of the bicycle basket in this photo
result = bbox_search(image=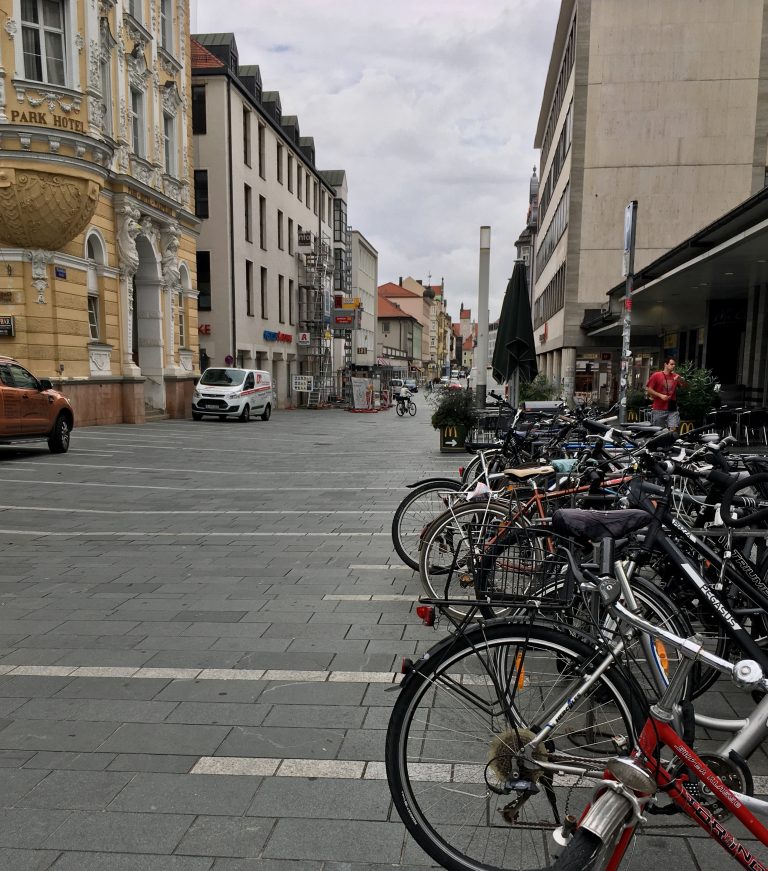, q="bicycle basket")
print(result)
[466,409,516,445]
[465,523,582,607]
